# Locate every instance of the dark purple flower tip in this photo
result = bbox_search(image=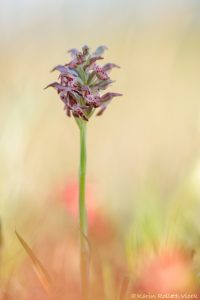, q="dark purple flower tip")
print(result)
[82,45,90,56]
[46,45,122,121]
